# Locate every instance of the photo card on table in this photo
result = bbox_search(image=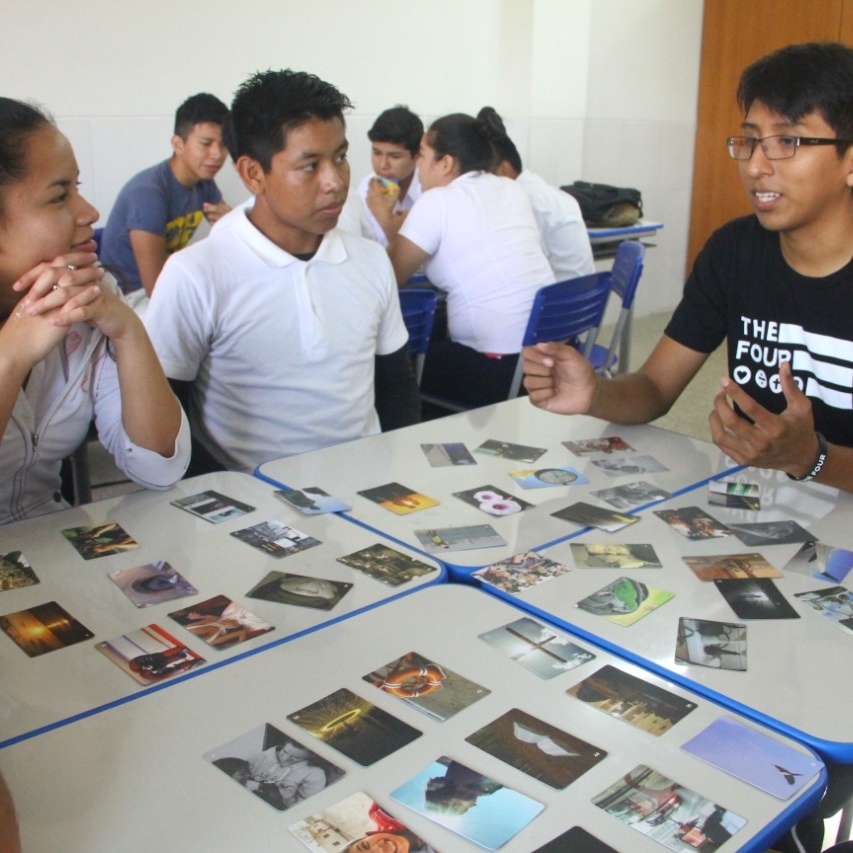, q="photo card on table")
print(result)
[708,479,761,511]
[96,623,205,684]
[533,826,618,853]
[0,600,94,657]
[508,466,588,489]
[653,506,732,540]
[552,501,640,533]
[247,571,352,610]
[414,524,507,553]
[337,543,436,586]
[109,559,197,608]
[472,550,570,594]
[784,541,853,585]
[715,578,800,619]
[474,438,548,463]
[590,454,668,478]
[570,542,662,569]
[273,486,351,515]
[794,585,853,633]
[61,520,140,560]
[170,490,254,523]
[675,617,747,671]
[591,480,671,510]
[453,485,532,517]
[421,442,477,467]
[562,436,634,457]
[0,550,39,592]
[683,552,781,582]
[230,519,321,558]
[727,519,812,547]
[168,594,274,648]
[576,577,674,626]
[204,722,344,812]
[357,482,439,514]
